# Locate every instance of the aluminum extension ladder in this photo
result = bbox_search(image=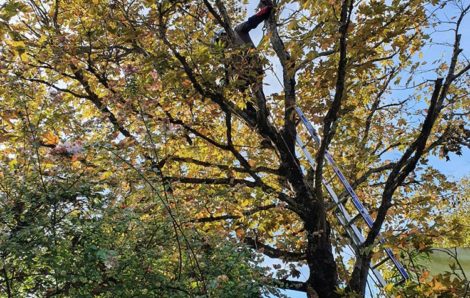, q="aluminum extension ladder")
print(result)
[294,107,409,288]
